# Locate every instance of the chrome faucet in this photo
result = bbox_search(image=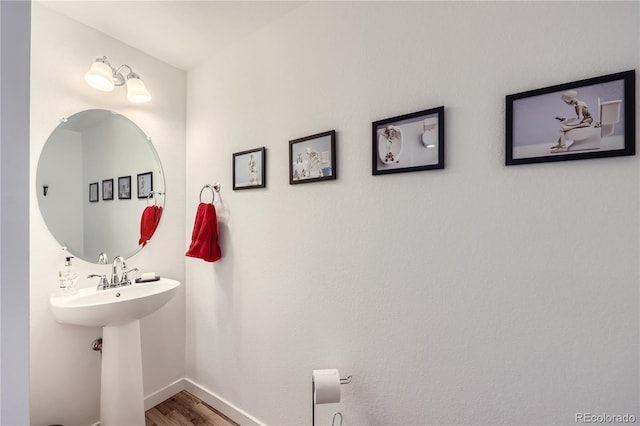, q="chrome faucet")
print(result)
[97,252,109,264]
[88,256,139,290]
[111,256,138,287]
[111,256,126,285]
